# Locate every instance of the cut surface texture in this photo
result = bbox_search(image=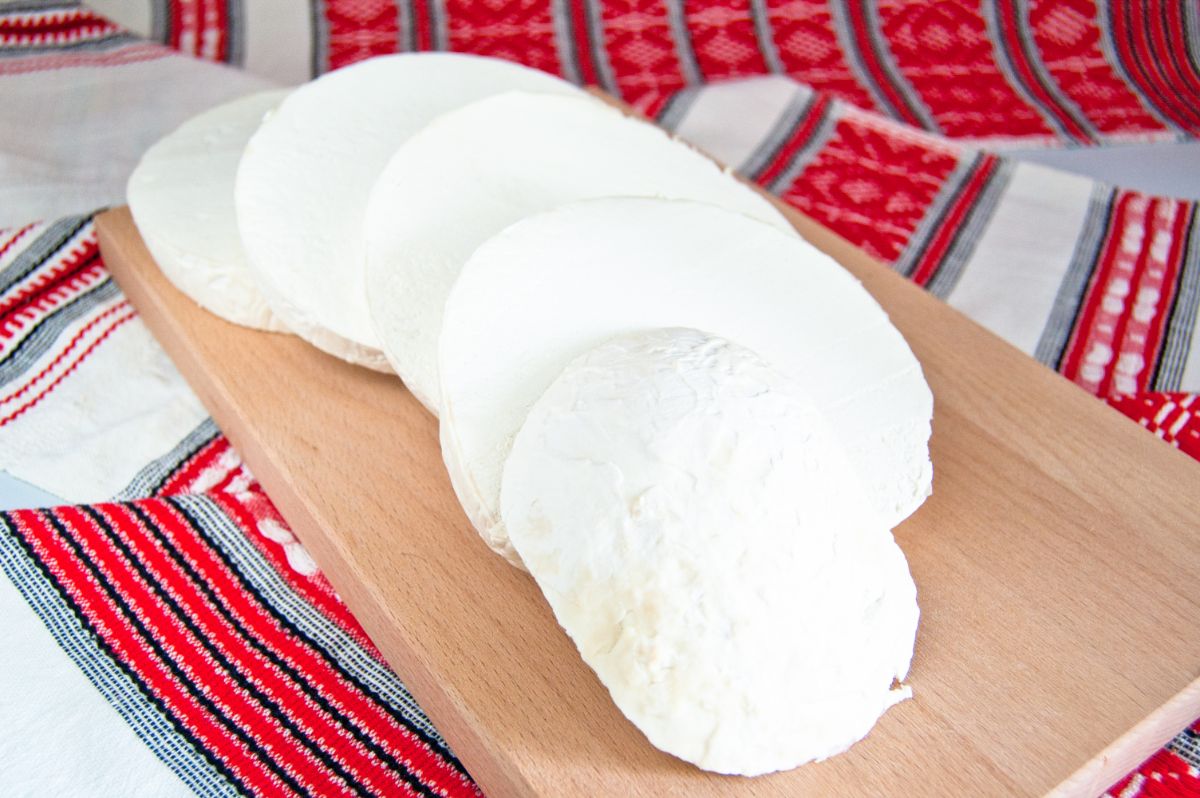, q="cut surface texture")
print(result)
[501,327,919,775]
[438,198,934,566]
[364,91,792,410]
[128,89,291,331]
[235,53,578,369]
